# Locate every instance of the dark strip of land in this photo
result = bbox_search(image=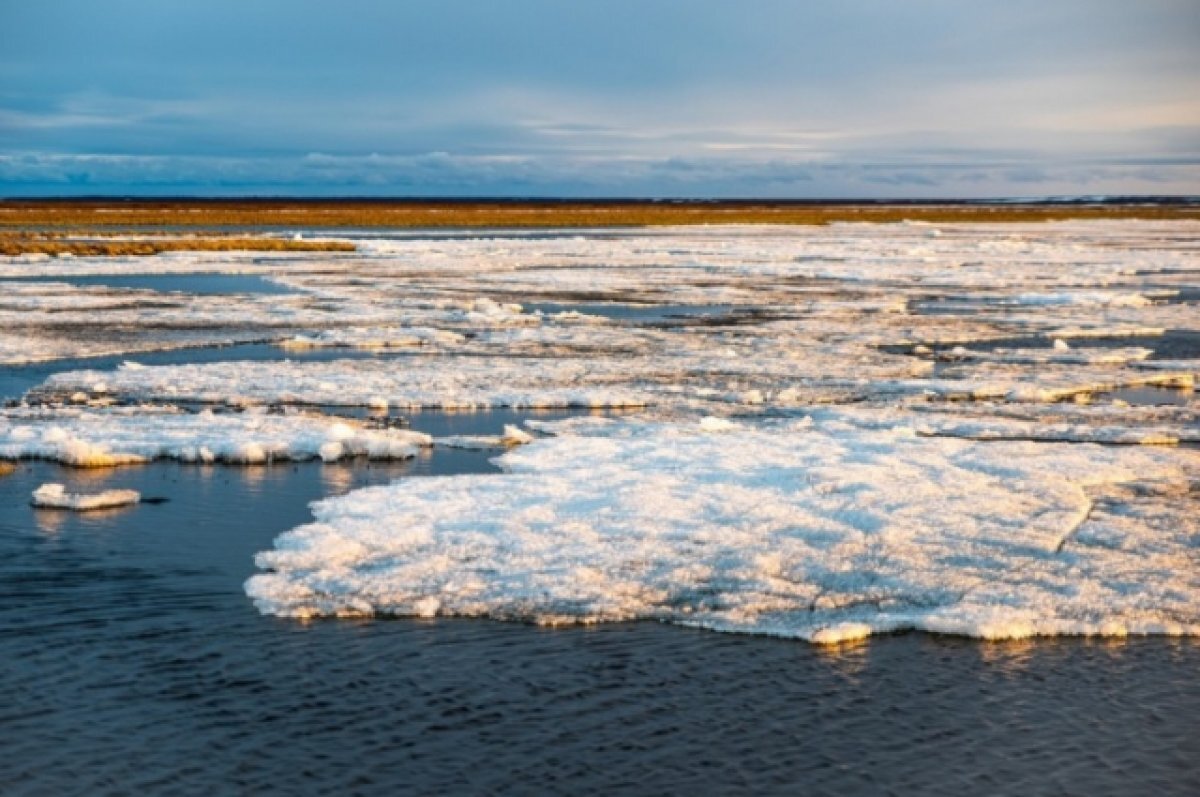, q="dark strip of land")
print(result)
[2,199,1197,230]
[0,232,356,257]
